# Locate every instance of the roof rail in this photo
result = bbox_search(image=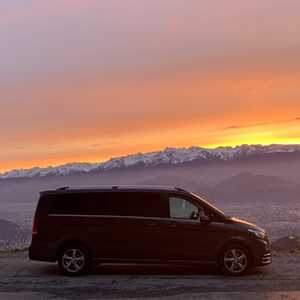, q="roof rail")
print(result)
[54,185,182,191]
[174,187,188,192]
[56,186,69,191]
[106,185,177,190]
